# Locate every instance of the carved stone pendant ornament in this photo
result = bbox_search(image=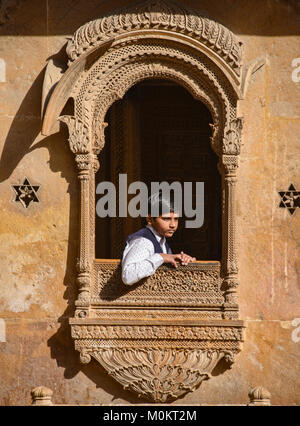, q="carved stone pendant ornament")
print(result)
[39,0,262,402]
